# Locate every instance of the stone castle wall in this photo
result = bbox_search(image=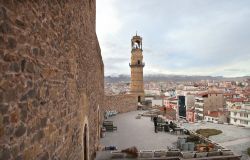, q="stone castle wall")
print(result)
[0,0,104,160]
[104,94,138,113]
